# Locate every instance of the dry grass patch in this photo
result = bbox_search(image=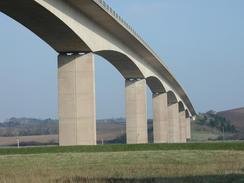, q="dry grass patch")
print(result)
[0,150,244,182]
